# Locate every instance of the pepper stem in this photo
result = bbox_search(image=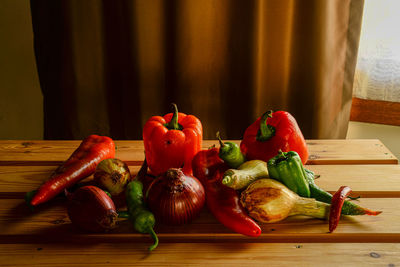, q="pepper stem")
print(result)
[277,150,286,159]
[24,190,37,211]
[216,131,225,148]
[165,103,181,130]
[256,110,275,142]
[117,211,130,219]
[148,227,159,251]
